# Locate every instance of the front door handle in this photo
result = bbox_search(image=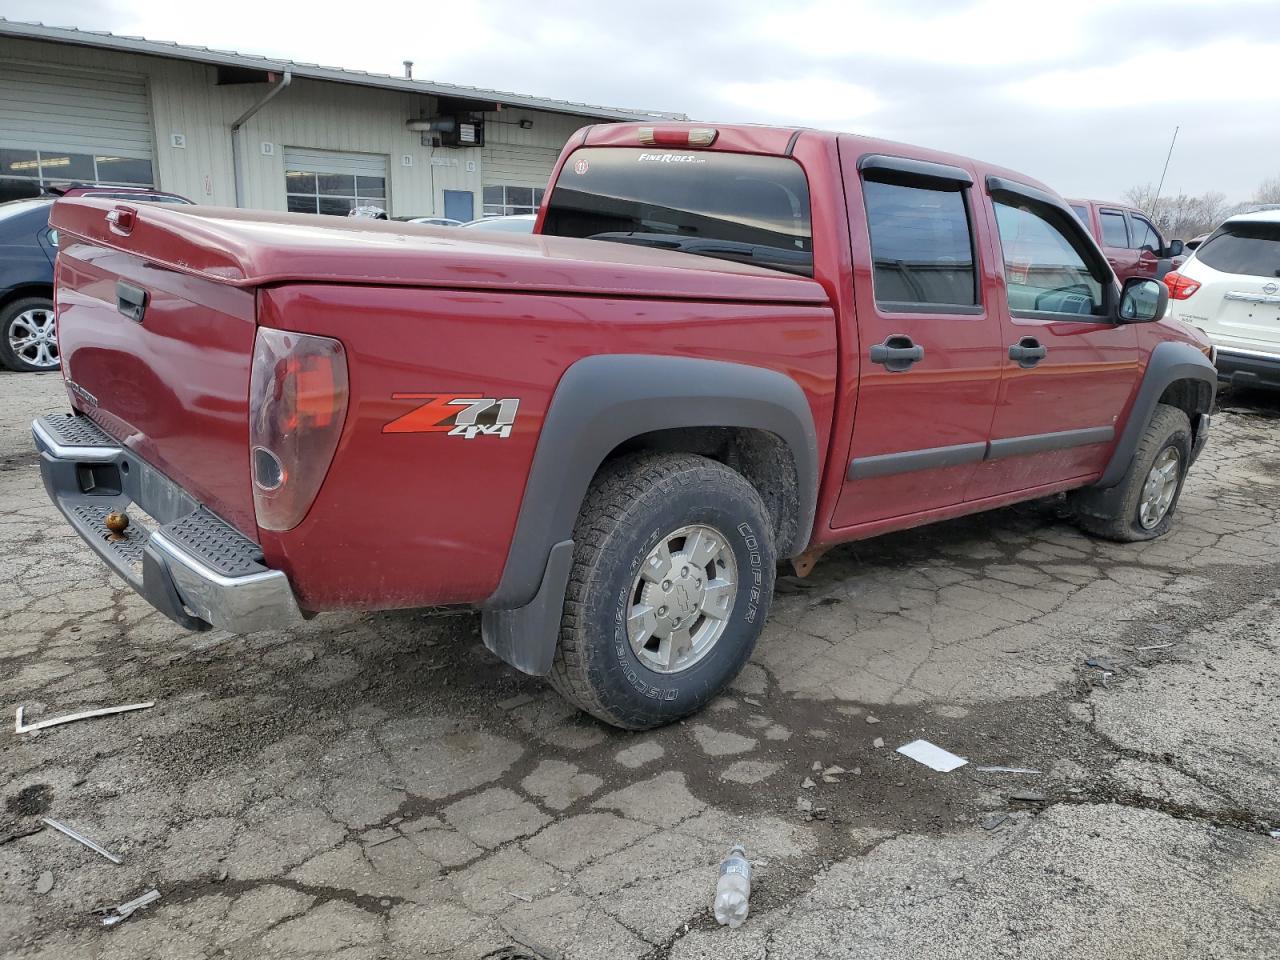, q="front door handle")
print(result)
[869,334,924,372]
[1008,336,1047,368]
